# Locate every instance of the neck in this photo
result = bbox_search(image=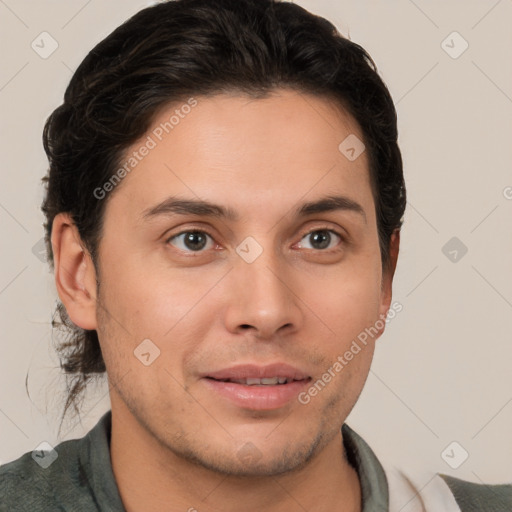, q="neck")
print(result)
[110,406,361,512]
